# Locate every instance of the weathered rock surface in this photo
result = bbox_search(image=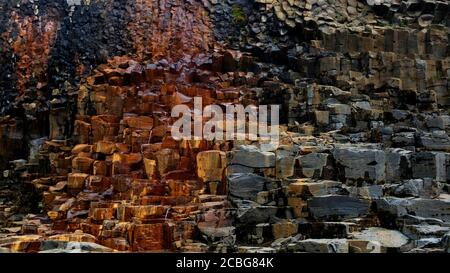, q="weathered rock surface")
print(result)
[0,0,449,253]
